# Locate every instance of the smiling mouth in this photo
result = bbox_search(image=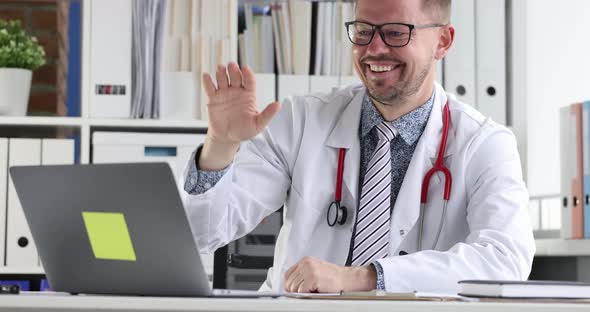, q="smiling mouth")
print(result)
[366,63,402,73]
